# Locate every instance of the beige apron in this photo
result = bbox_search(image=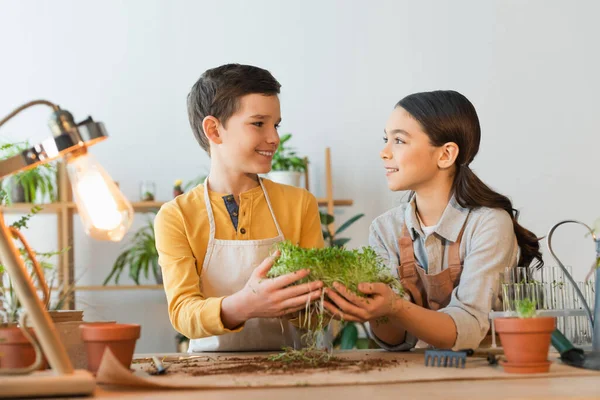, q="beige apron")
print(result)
[188,177,299,352]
